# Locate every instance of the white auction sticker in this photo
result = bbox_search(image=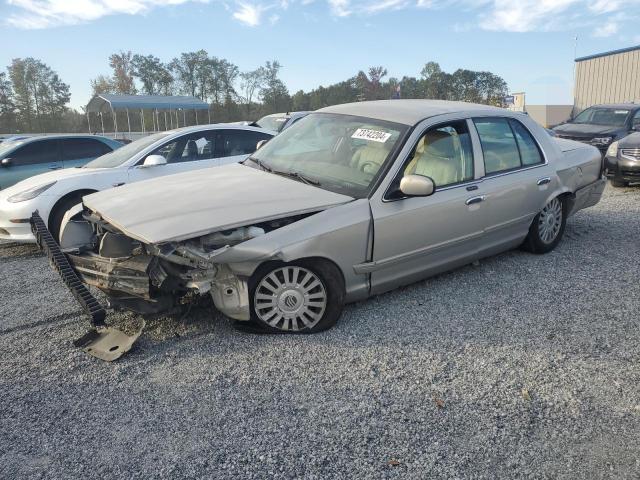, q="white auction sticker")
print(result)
[351,128,392,143]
